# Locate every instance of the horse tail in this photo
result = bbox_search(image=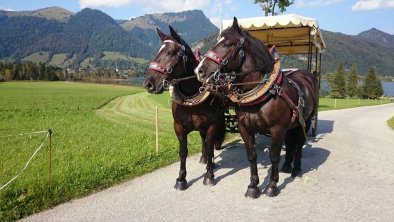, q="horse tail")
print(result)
[214,112,226,150]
